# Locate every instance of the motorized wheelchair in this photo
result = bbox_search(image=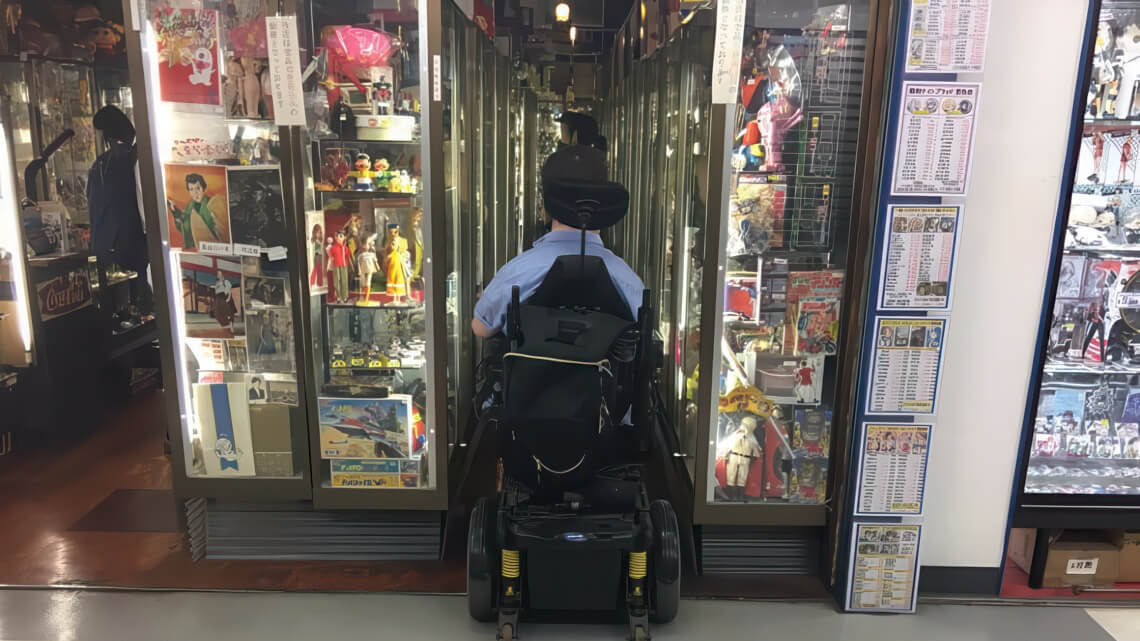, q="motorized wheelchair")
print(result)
[466,148,680,641]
